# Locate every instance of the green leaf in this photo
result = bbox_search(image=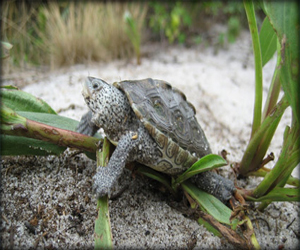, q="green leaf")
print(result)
[94,138,113,250]
[0,86,56,114]
[244,0,263,138]
[18,111,79,131]
[253,123,300,199]
[248,168,300,187]
[175,154,227,185]
[239,96,289,175]
[263,1,300,124]
[248,187,300,202]
[259,17,277,67]
[1,135,66,156]
[1,108,101,157]
[17,111,102,139]
[182,182,232,225]
[1,85,18,90]
[1,104,27,131]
